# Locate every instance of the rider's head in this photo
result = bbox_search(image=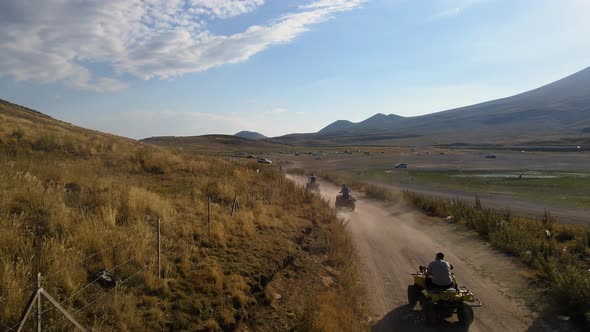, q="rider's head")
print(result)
[436,252,444,260]
[342,184,346,187]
